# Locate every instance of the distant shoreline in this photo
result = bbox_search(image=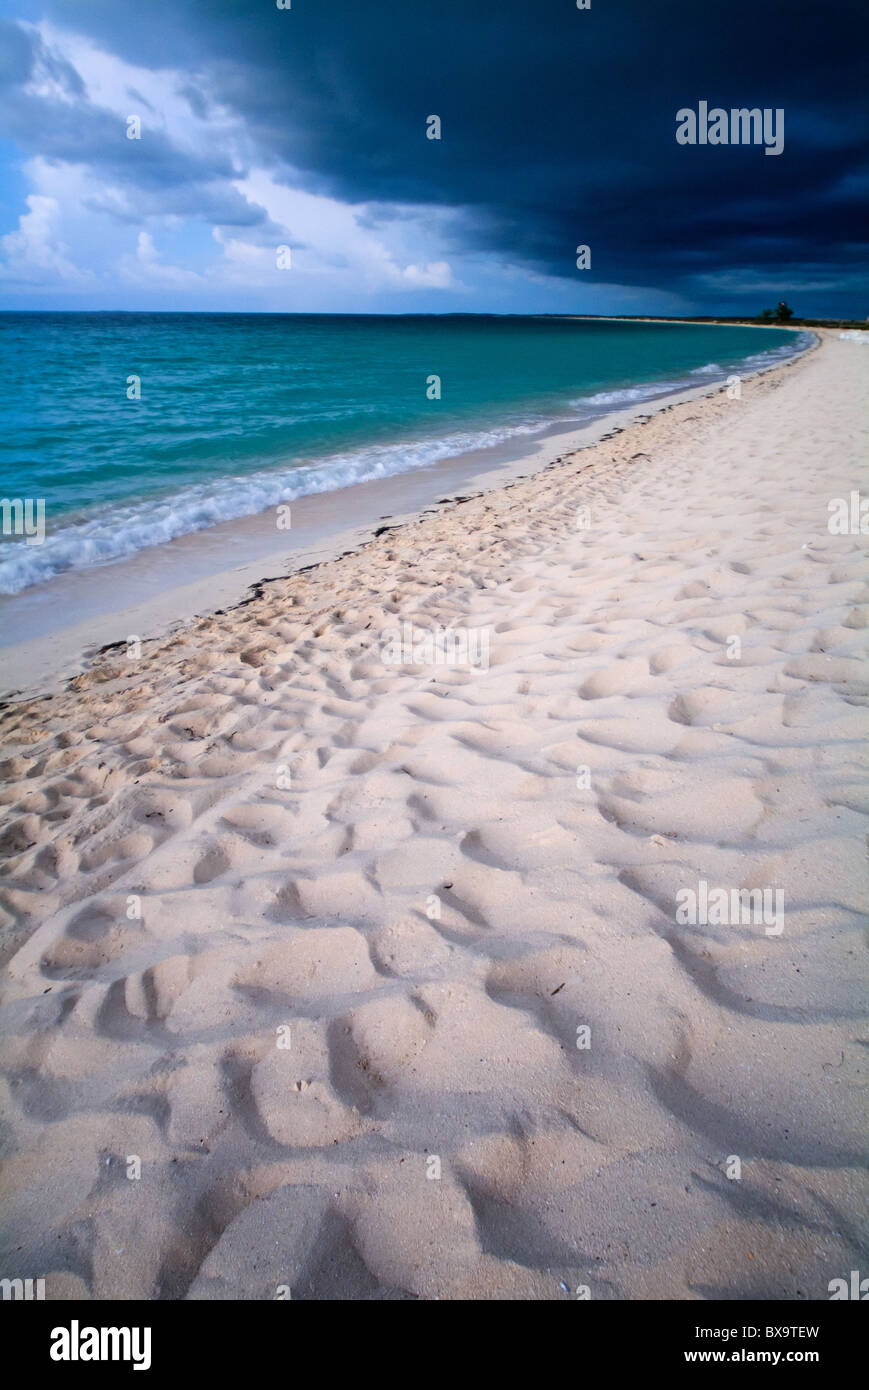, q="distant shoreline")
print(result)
[559,314,865,329]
